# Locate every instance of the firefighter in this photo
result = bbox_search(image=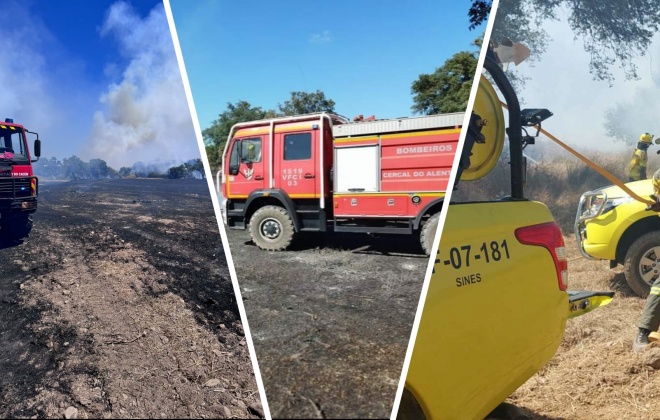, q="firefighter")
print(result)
[634,168,660,352]
[628,133,654,182]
